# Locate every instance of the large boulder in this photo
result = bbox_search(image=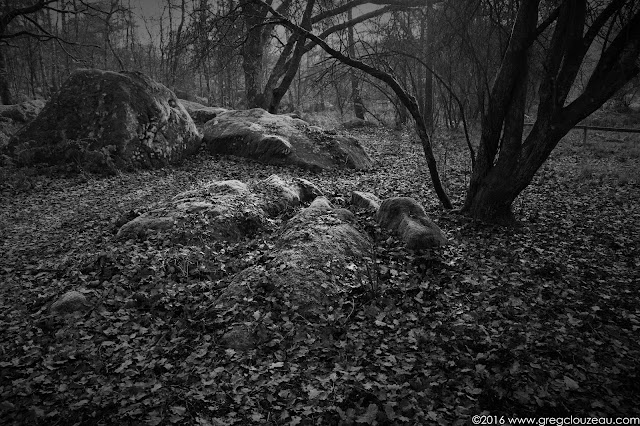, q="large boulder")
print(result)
[377,197,448,249]
[4,69,201,174]
[202,108,373,171]
[216,197,373,350]
[116,174,322,242]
